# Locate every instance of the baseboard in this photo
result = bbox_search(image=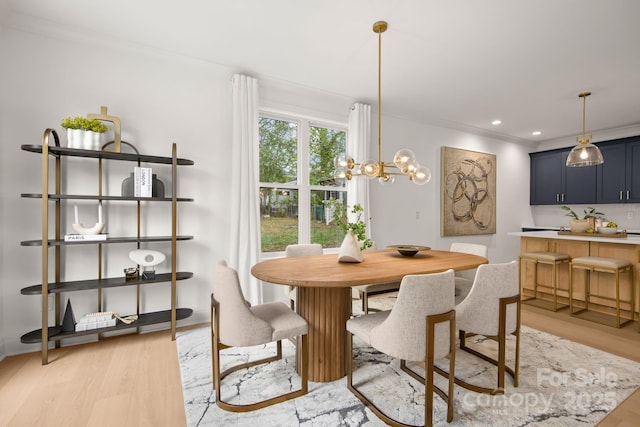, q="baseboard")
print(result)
[0,337,6,363]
